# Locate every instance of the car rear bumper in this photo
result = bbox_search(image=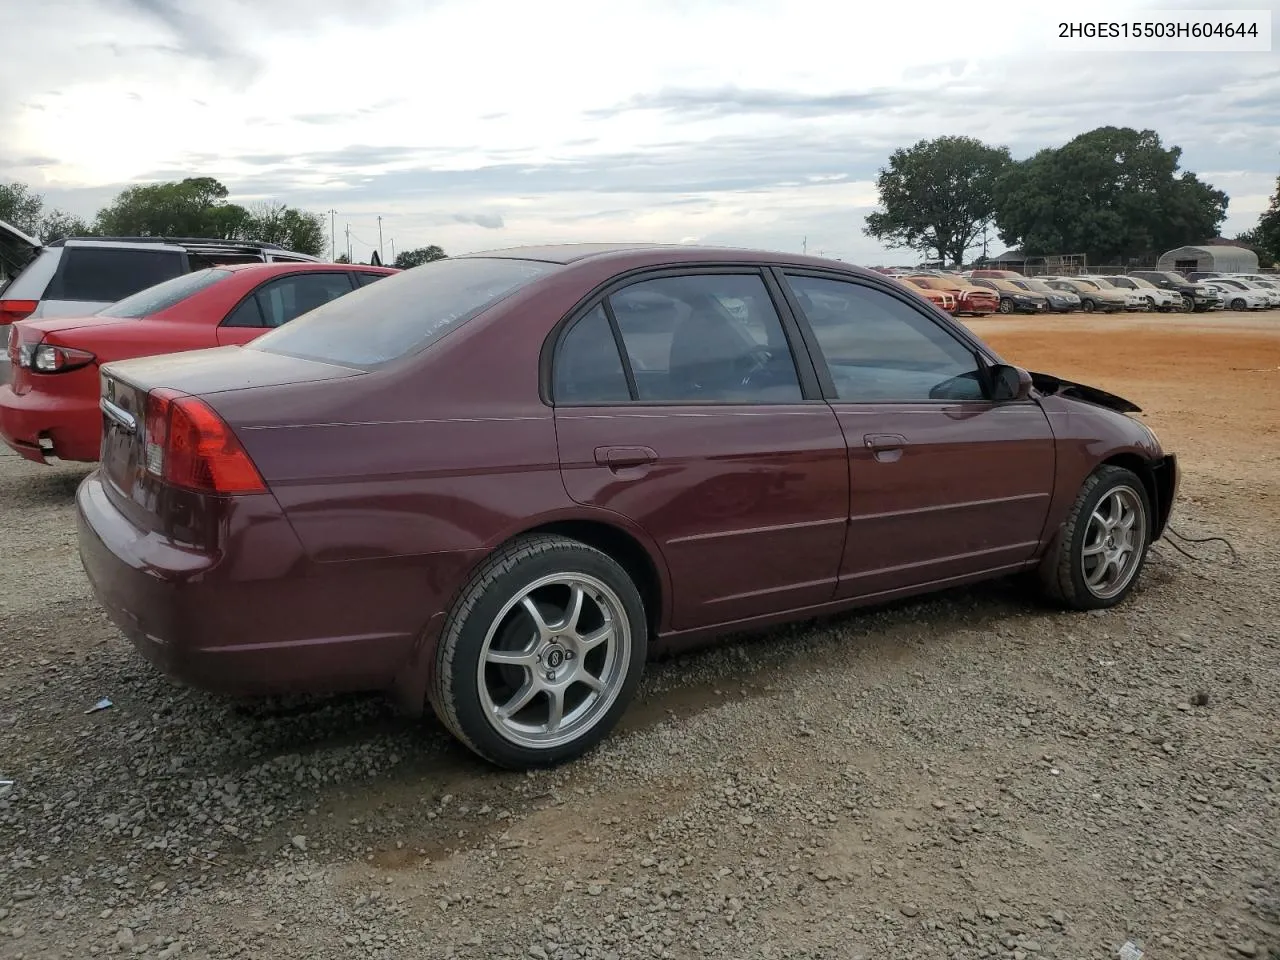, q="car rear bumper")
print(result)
[75,470,428,698]
[0,382,101,462]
